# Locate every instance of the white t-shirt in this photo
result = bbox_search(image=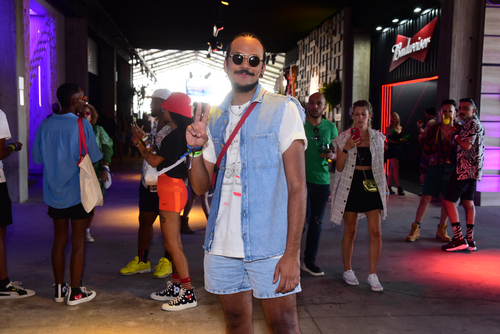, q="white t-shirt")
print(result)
[204,101,306,258]
[0,109,13,183]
